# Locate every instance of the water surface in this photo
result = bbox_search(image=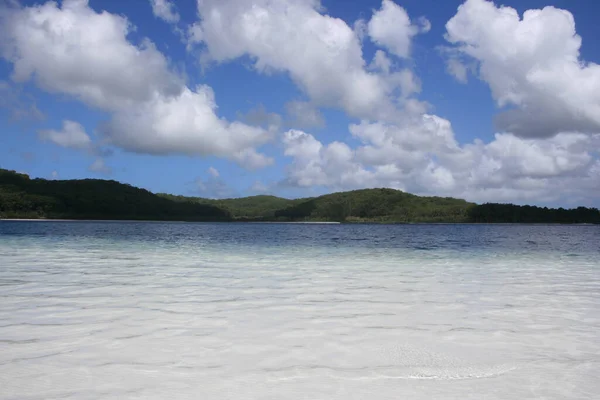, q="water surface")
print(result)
[1,222,599,399]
